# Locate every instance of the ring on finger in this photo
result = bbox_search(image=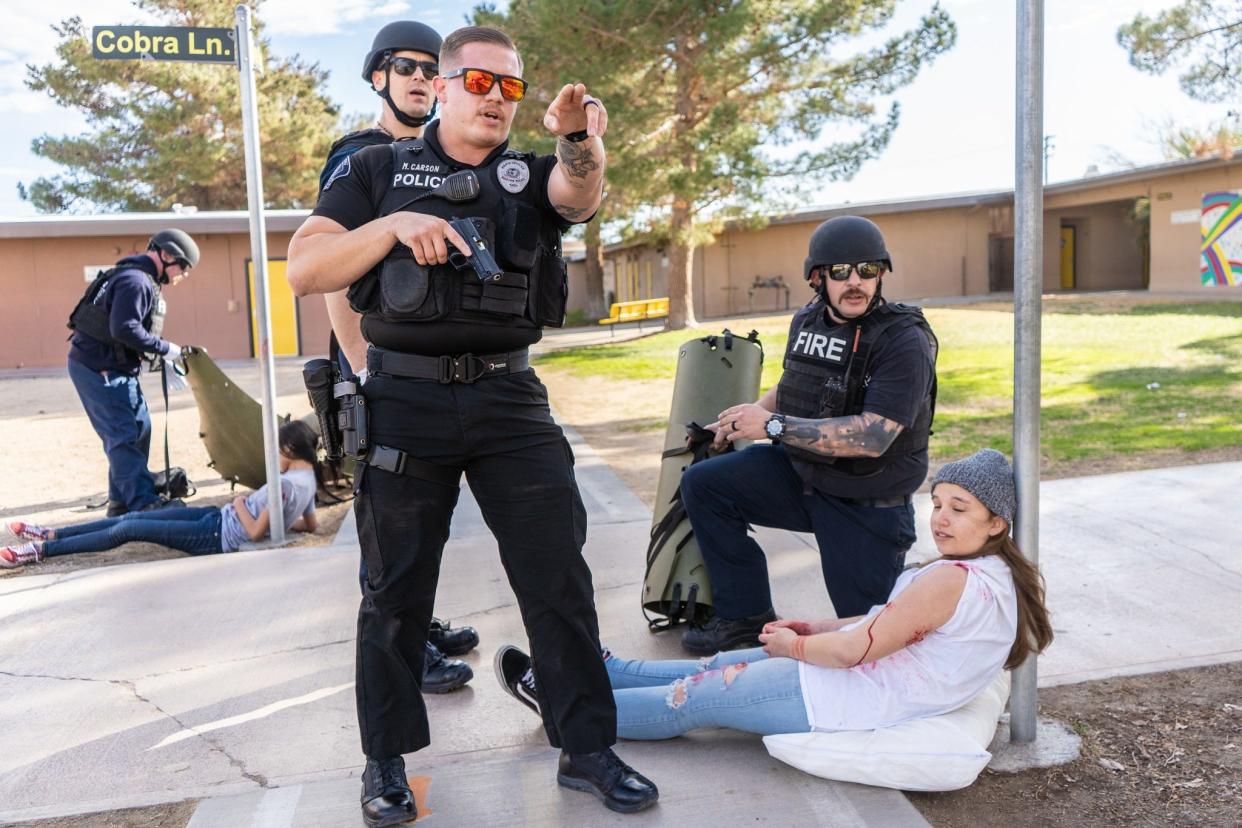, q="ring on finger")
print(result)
[584,99,600,109]
[731,420,739,432]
